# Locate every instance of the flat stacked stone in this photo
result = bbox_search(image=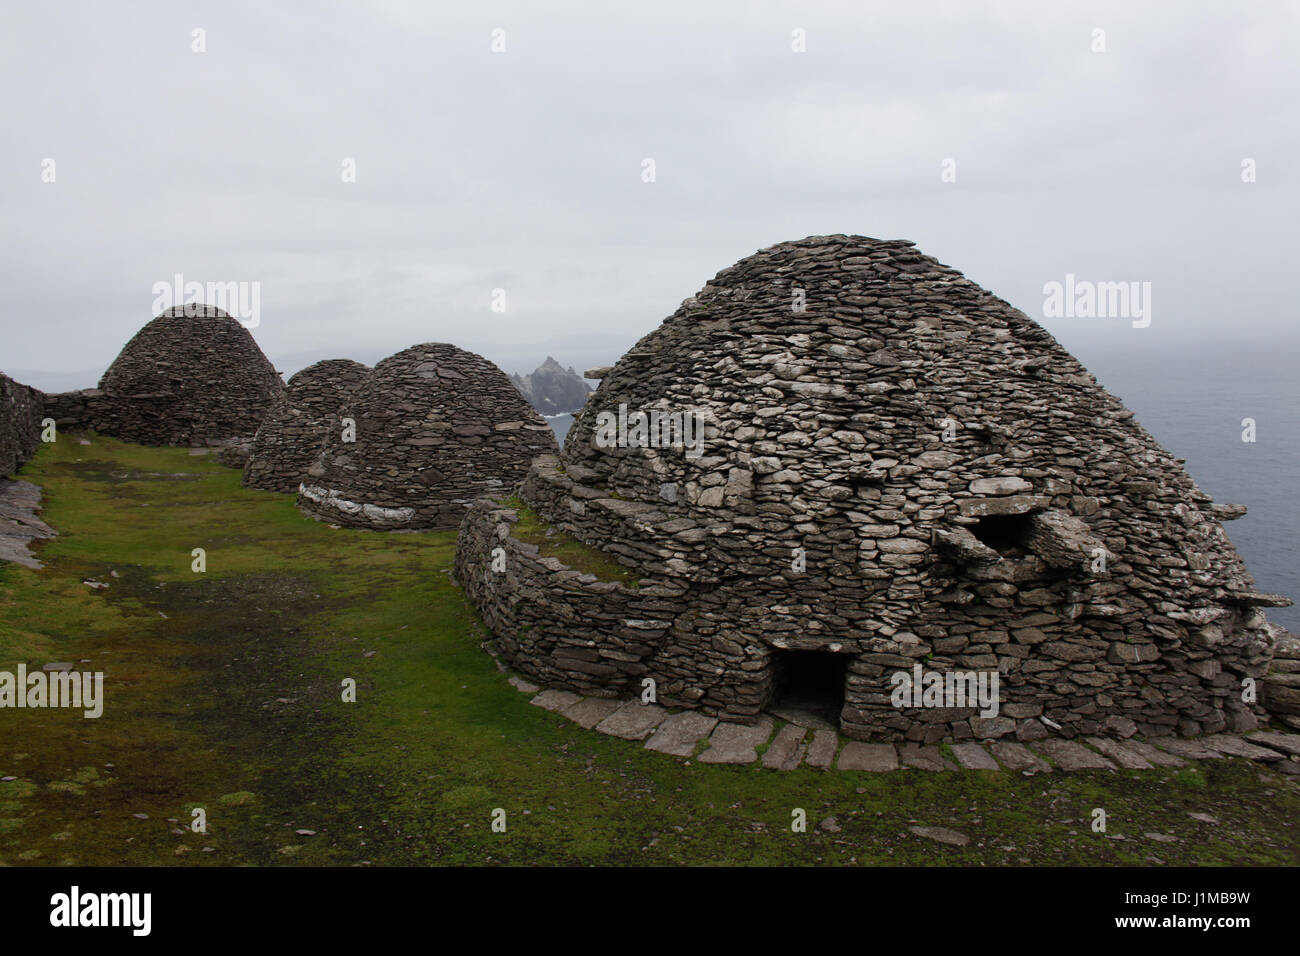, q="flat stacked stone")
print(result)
[42,388,100,433]
[243,359,370,492]
[91,305,284,446]
[1261,632,1300,730]
[0,373,44,477]
[297,343,557,530]
[215,438,254,469]
[455,235,1291,744]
